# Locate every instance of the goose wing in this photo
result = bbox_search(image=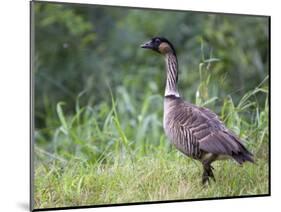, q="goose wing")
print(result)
[174,102,253,162]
